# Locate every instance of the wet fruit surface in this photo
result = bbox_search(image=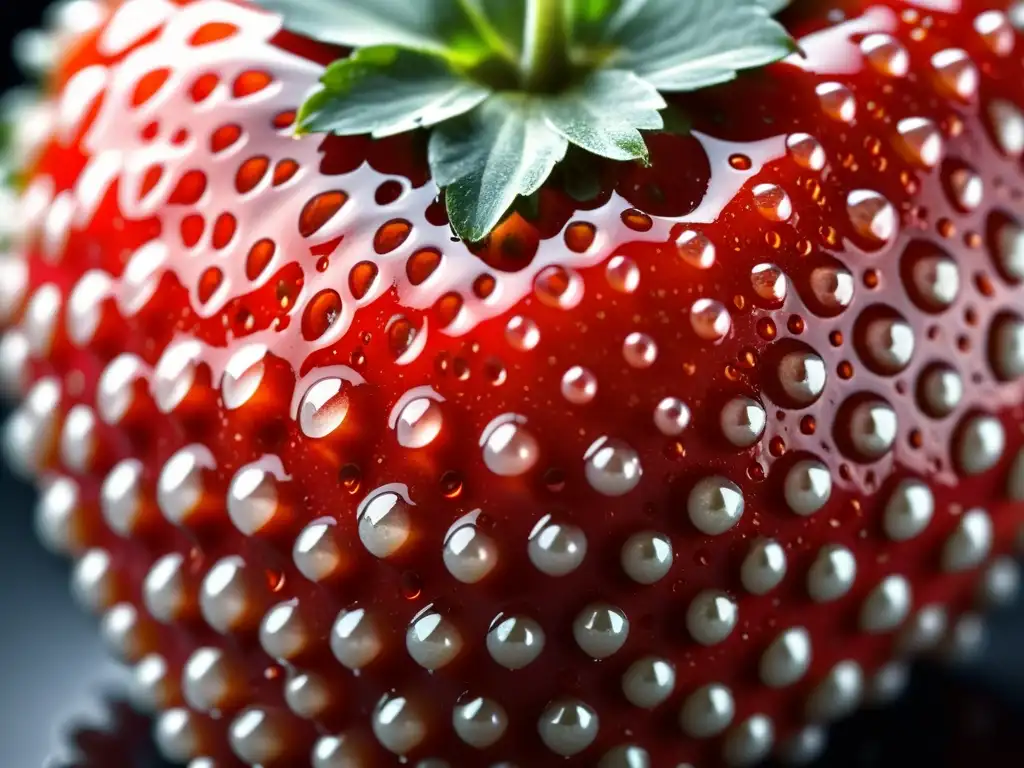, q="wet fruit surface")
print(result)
[2,0,1024,766]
